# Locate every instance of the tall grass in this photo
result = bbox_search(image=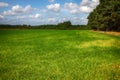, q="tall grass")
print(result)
[0,30,120,80]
